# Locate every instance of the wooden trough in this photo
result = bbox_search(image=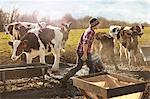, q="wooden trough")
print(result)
[0,63,50,91]
[73,72,147,99]
[139,45,150,65]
